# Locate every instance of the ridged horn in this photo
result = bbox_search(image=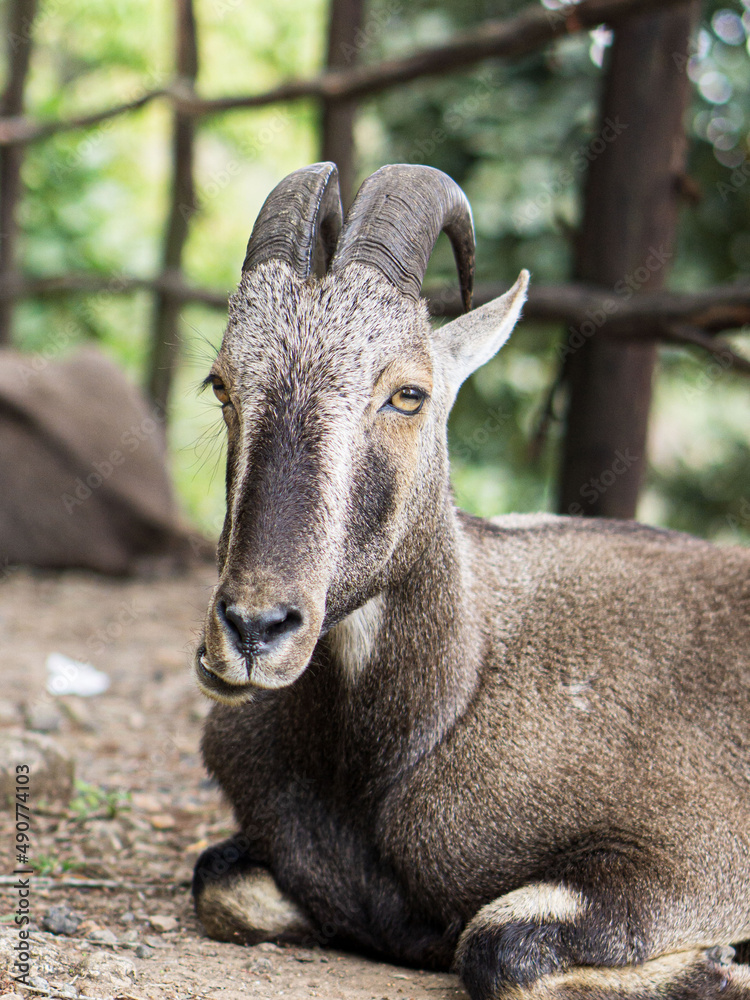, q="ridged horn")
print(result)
[242,162,343,278]
[330,164,475,312]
